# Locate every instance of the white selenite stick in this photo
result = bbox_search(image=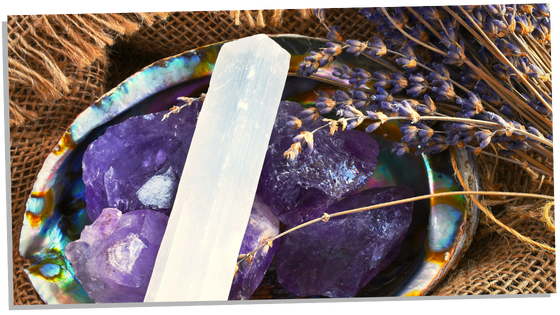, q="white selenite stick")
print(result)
[144,34,290,302]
